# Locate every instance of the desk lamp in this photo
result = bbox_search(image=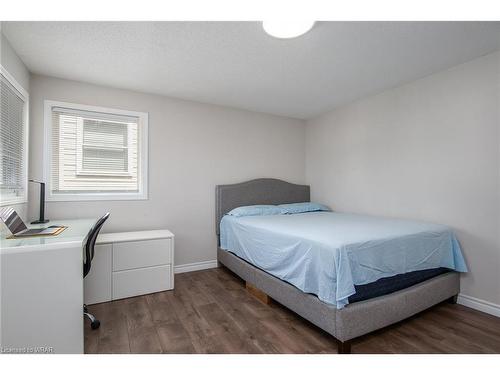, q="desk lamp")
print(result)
[29,179,49,224]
